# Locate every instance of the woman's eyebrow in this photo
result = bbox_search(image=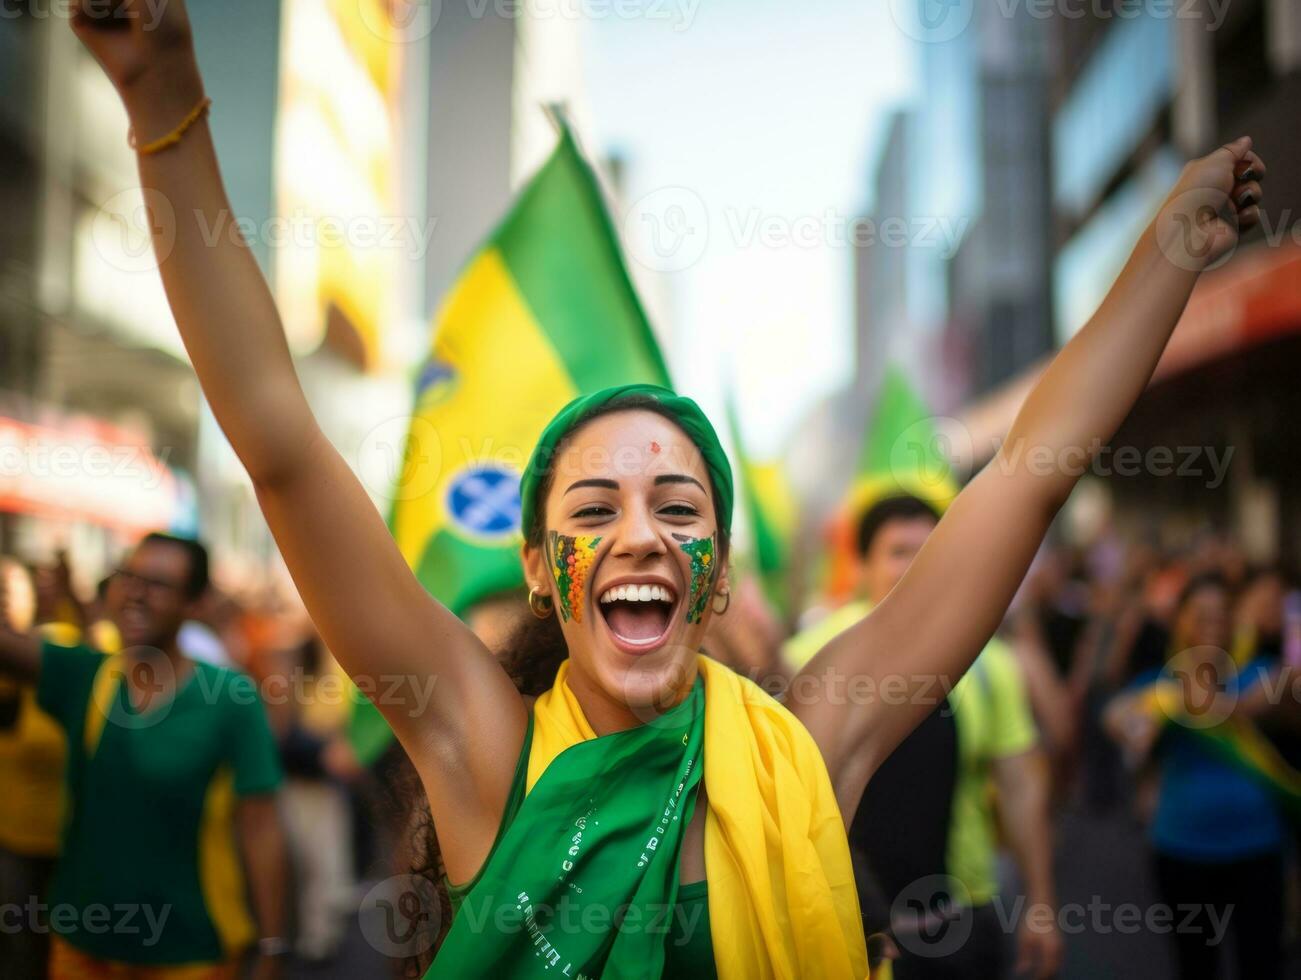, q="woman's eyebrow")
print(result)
[654,474,707,493]
[564,478,619,494]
